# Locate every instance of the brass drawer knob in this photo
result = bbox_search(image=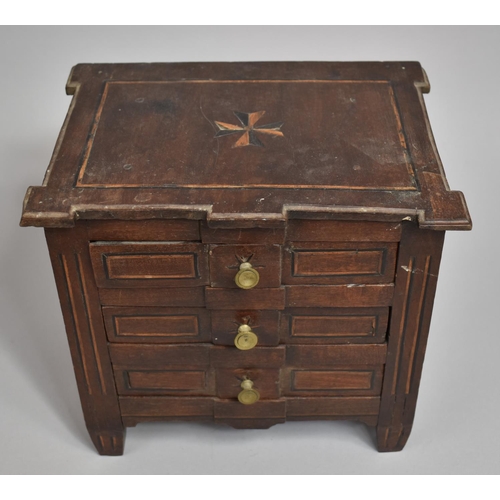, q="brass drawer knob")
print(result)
[234,262,259,289]
[234,324,258,350]
[238,379,260,405]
